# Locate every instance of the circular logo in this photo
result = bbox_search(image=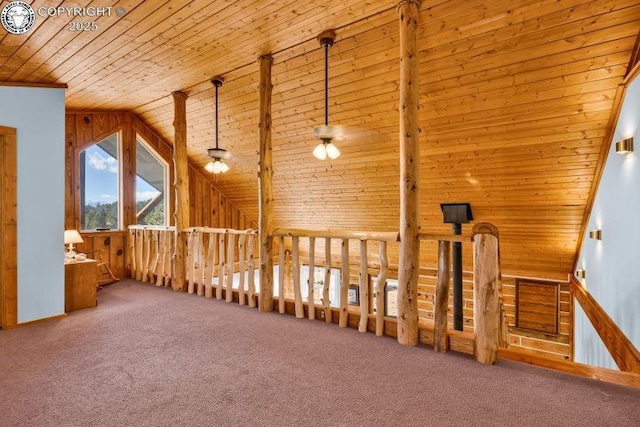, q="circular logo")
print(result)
[1,2,36,35]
